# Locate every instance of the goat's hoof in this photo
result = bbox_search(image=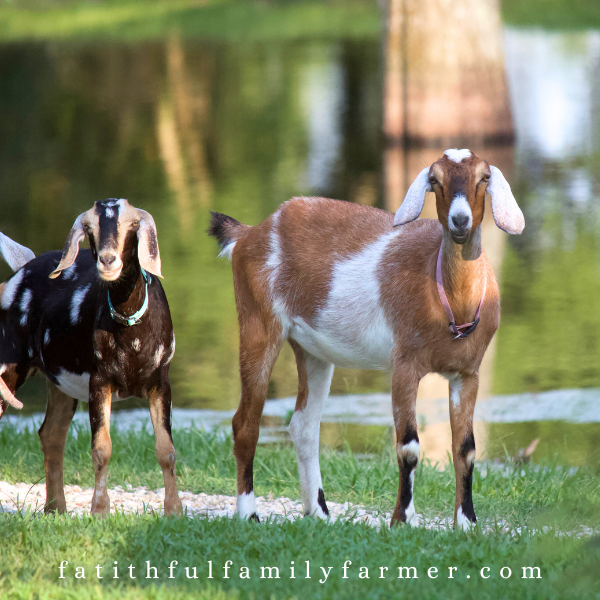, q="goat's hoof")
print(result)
[44,499,67,514]
[164,498,183,517]
[455,507,477,532]
[91,496,110,517]
[390,511,420,528]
